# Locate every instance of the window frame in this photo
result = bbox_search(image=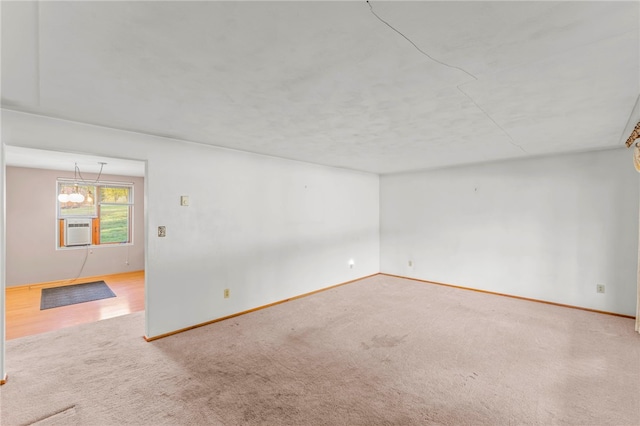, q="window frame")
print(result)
[57,179,134,249]
[97,184,134,245]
